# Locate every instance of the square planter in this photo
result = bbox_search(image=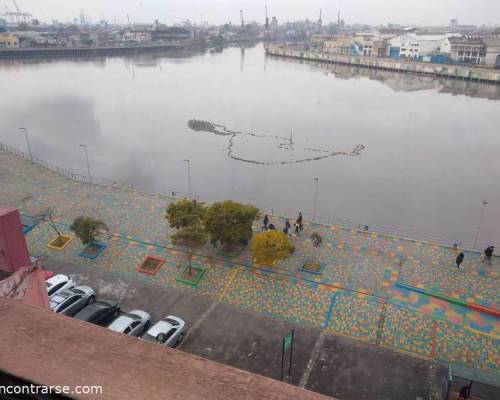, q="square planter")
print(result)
[215,245,244,260]
[47,234,74,251]
[137,255,165,276]
[299,260,325,275]
[79,242,107,260]
[176,265,205,287]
